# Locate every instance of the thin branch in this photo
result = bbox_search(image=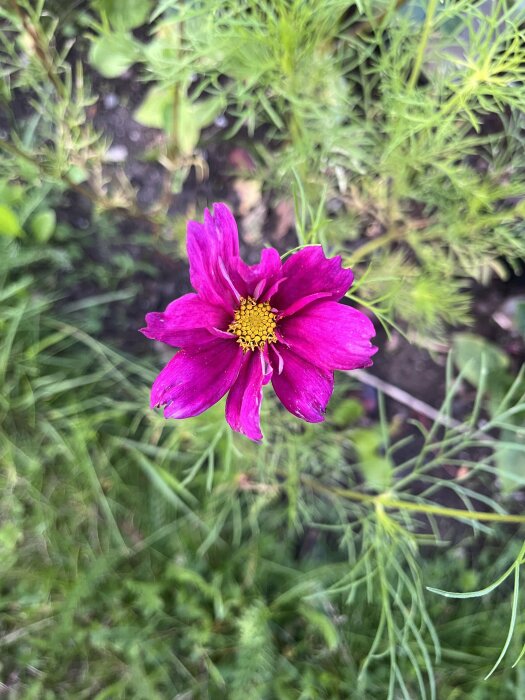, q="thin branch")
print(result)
[408,0,439,90]
[346,229,401,265]
[350,368,463,432]
[300,476,525,526]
